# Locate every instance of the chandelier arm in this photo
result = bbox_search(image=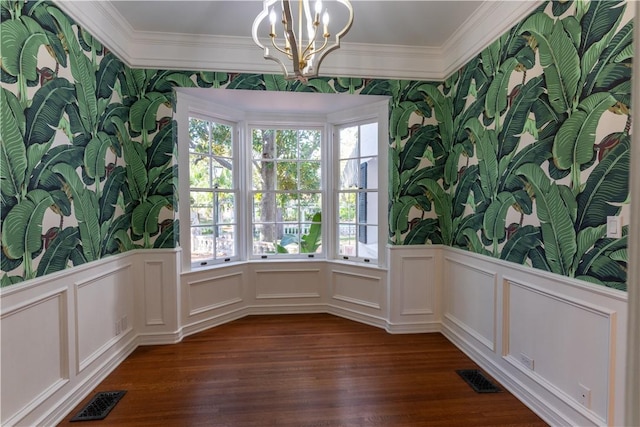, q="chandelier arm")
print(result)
[303,34,329,62]
[300,22,321,60]
[270,36,294,58]
[281,0,302,75]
